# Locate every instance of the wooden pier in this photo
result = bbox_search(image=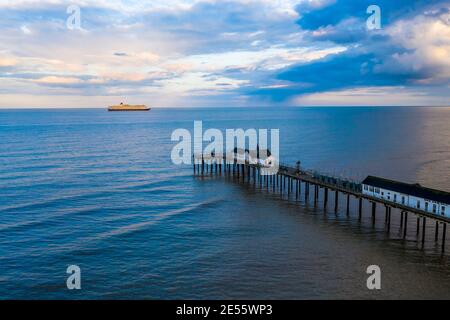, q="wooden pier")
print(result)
[192,154,449,253]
